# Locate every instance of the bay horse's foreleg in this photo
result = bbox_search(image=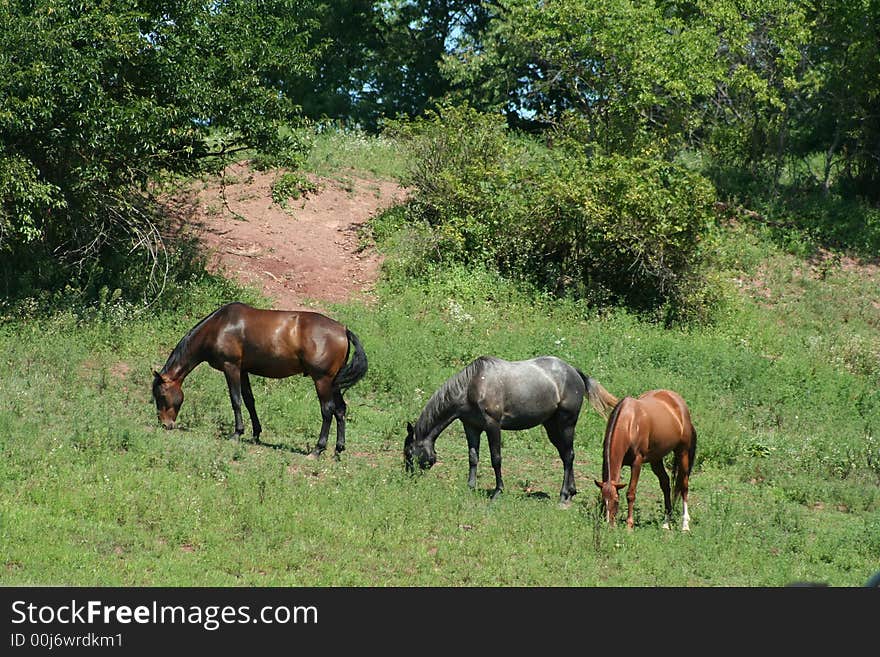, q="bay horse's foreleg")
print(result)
[545,419,578,507]
[651,460,672,530]
[486,424,504,500]
[240,371,262,441]
[223,365,245,439]
[625,457,643,530]
[463,423,481,490]
[308,376,335,459]
[331,389,347,458]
